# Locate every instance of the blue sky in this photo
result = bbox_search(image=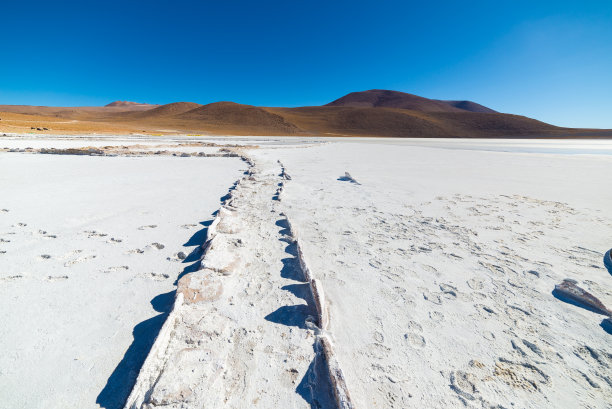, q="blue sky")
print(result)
[1,1,611,127]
